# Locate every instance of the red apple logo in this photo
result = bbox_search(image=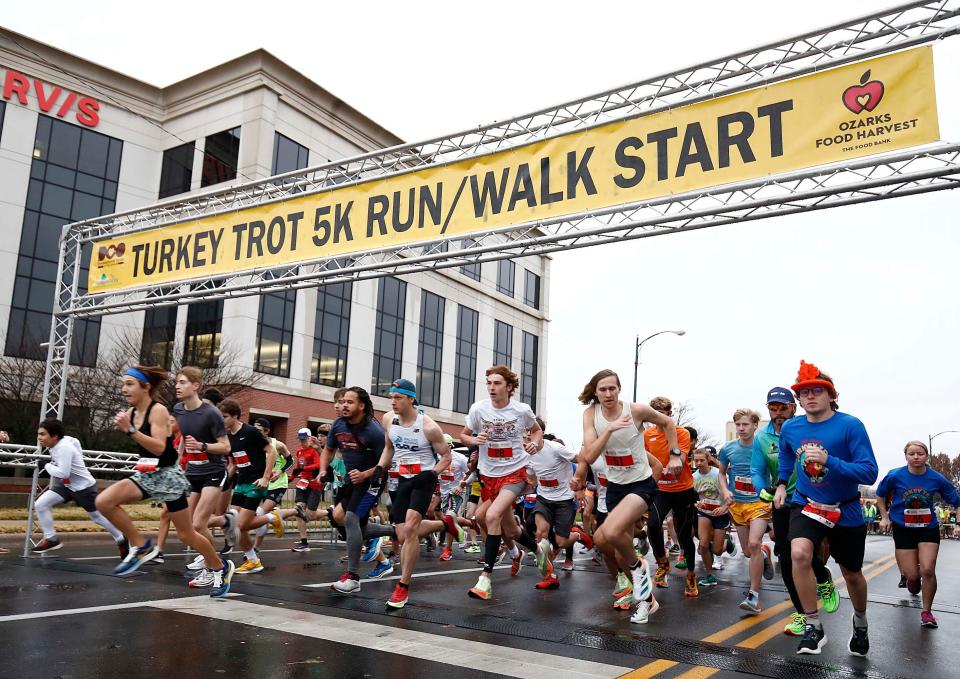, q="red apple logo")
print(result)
[842,69,884,114]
